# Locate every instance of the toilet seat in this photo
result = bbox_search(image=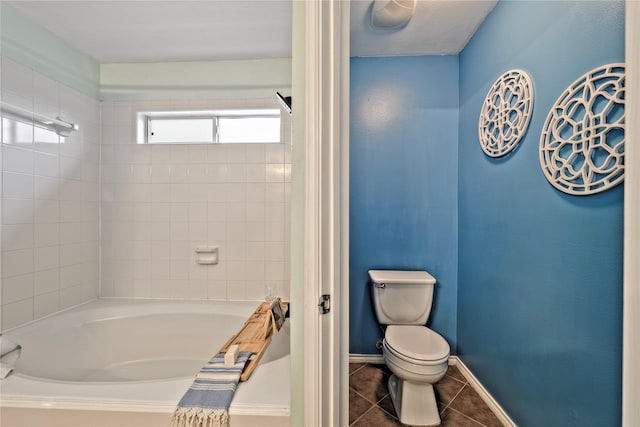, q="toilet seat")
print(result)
[385,325,450,363]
